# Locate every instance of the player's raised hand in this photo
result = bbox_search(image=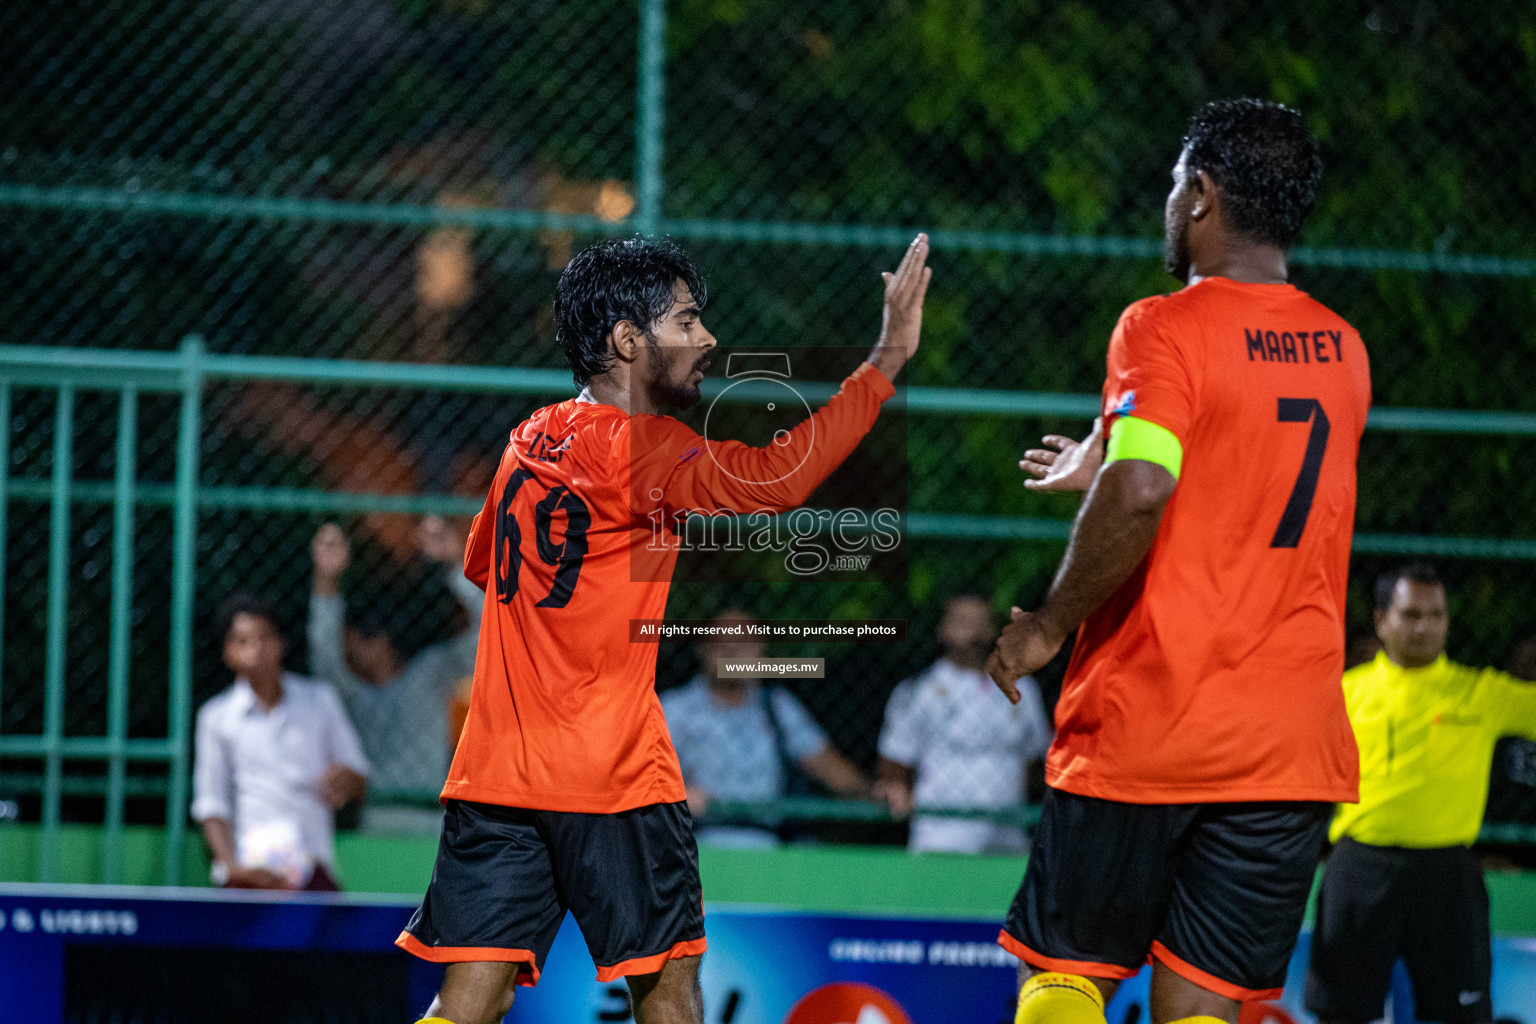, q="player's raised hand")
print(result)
[987,606,1067,702]
[311,522,351,596]
[867,233,932,381]
[1021,417,1105,493]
